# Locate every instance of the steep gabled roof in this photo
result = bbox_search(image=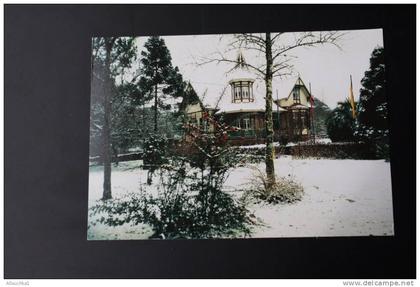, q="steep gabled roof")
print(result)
[274,77,314,110]
[179,82,205,111]
[284,77,312,102]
